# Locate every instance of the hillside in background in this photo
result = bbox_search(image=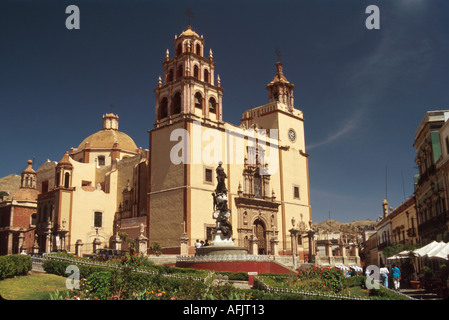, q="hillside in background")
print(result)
[315,219,377,232]
[0,174,21,195]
